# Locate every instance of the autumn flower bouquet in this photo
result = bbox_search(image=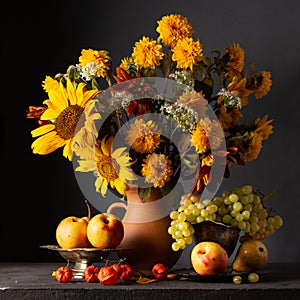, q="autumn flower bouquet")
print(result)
[27,13,273,205]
